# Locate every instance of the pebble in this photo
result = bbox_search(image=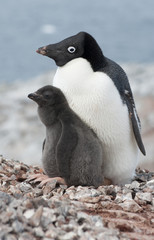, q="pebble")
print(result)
[23,209,35,219]
[60,231,78,240]
[114,193,123,203]
[129,180,140,189]
[18,232,35,240]
[0,226,13,238]
[3,234,17,240]
[0,191,13,206]
[29,206,43,227]
[45,229,58,239]
[19,182,32,192]
[146,179,154,189]
[33,227,44,237]
[0,157,154,239]
[12,220,24,233]
[119,199,142,212]
[135,192,152,203]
